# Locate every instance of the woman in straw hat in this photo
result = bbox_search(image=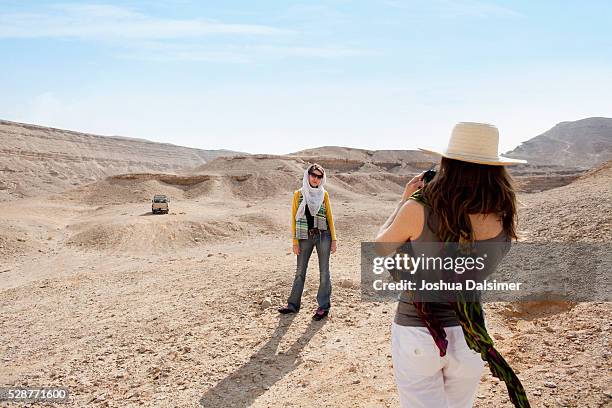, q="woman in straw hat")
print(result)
[375,123,531,408]
[278,163,337,321]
